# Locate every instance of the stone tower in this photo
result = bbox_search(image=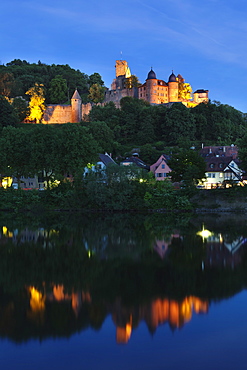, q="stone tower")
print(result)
[168,72,179,102]
[115,60,128,77]
[71,89,82,123]
[145,68,158,104]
